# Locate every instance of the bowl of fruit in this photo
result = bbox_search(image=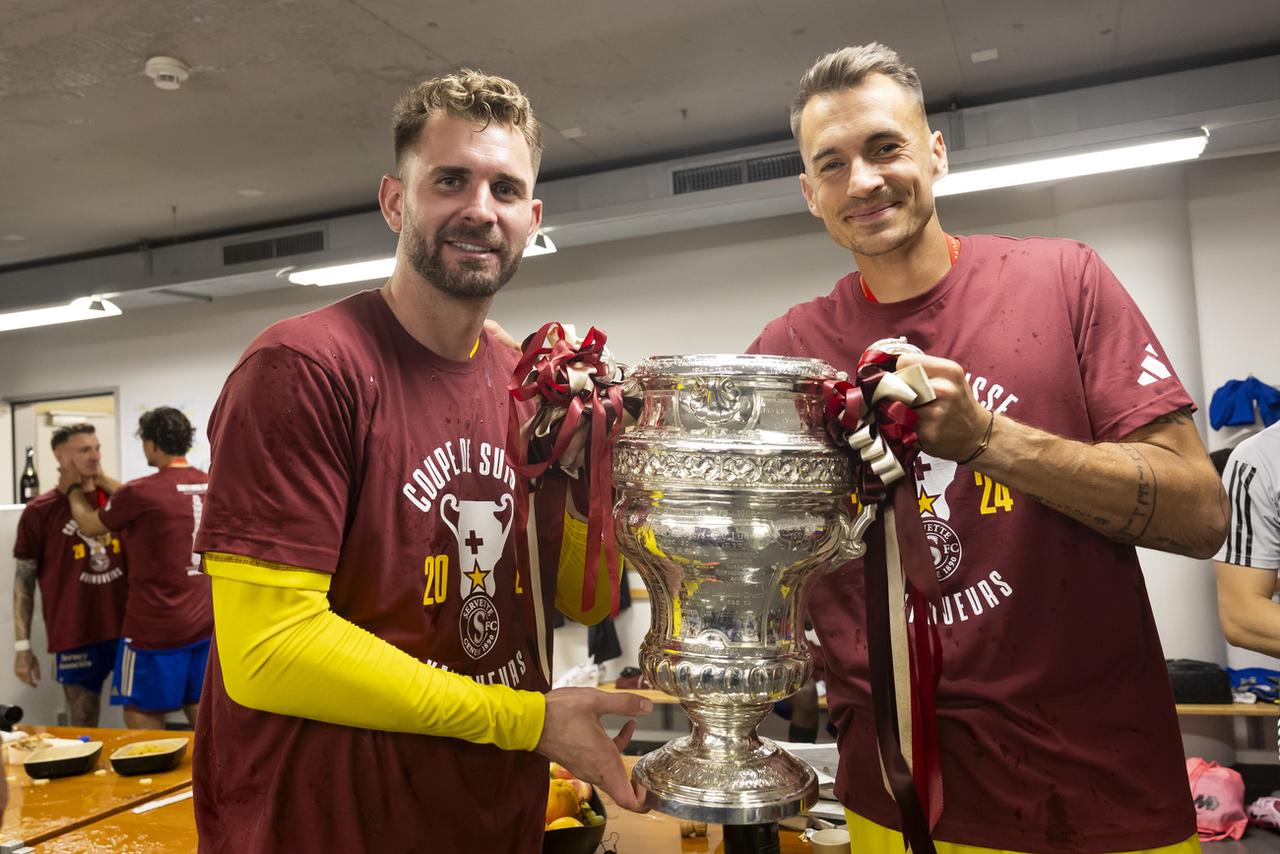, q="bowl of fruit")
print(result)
[543,762,607,854]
